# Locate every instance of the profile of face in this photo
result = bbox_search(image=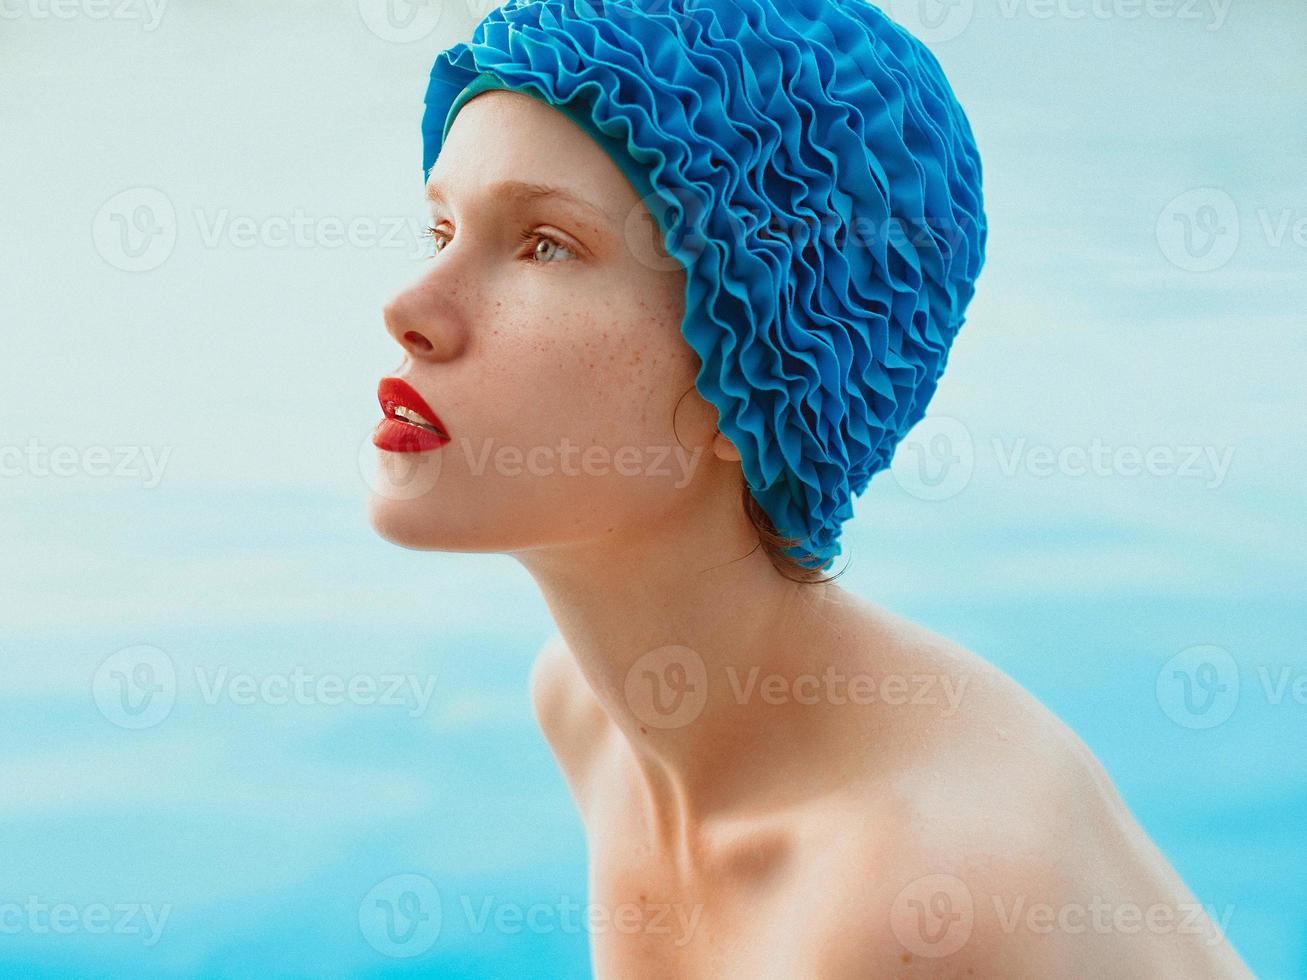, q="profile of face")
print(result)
[370,89,743,558]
